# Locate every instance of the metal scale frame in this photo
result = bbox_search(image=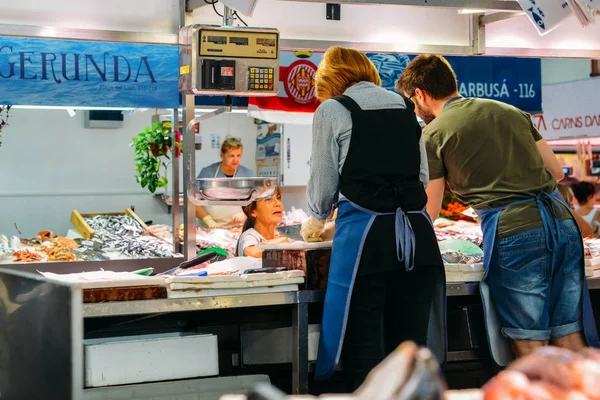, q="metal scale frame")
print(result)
[178,8,281,260]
